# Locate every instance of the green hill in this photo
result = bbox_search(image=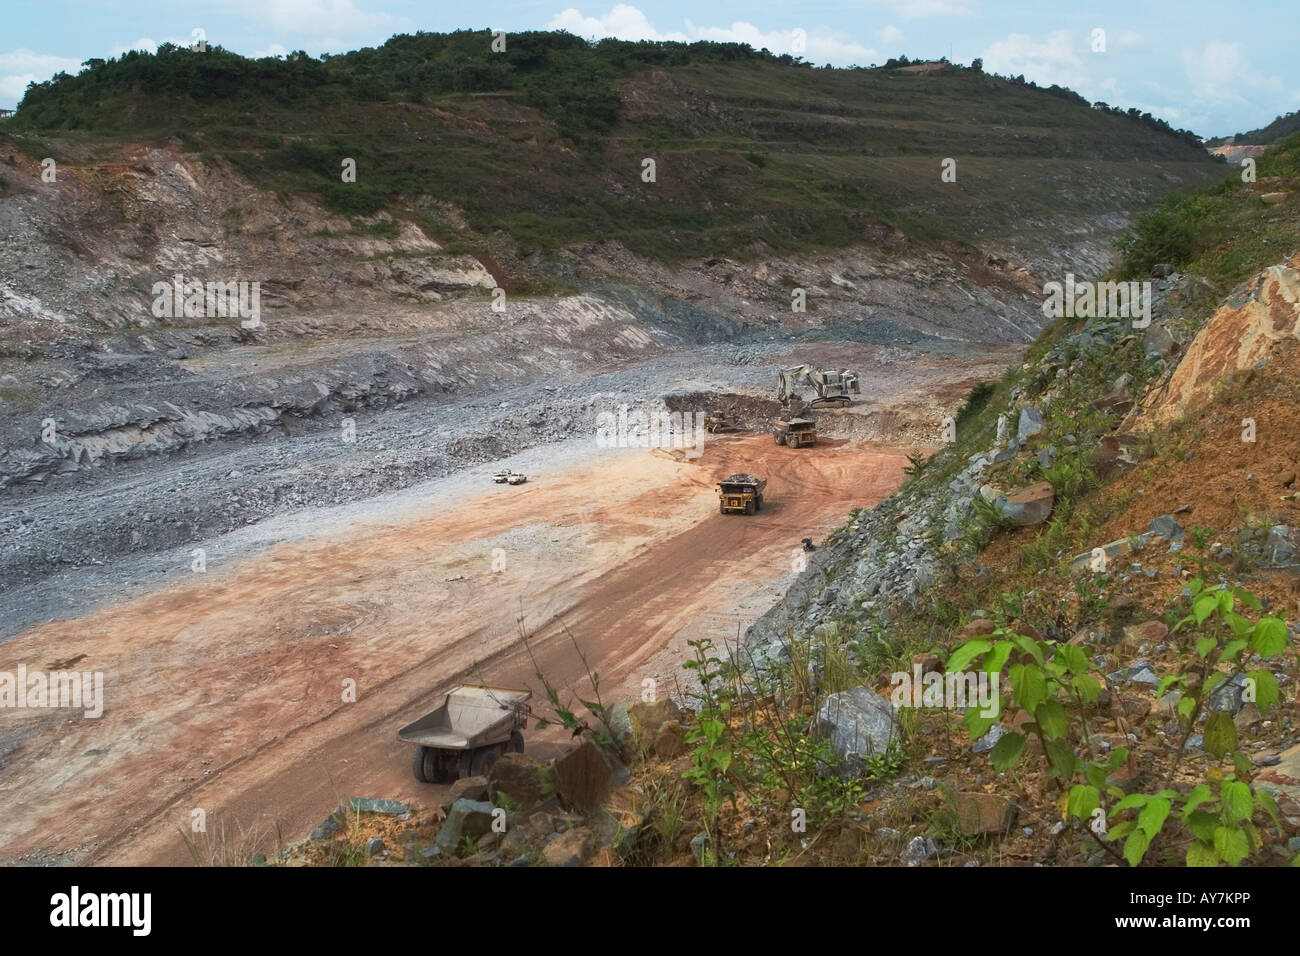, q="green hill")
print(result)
[9,30,1224,264]
[1207,109,1300,146]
